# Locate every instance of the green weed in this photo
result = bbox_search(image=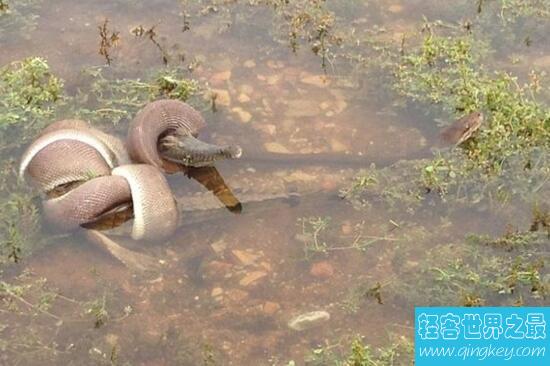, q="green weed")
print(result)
[75,66,199,126]
[0,57,64,149]
[300,335,413,366]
